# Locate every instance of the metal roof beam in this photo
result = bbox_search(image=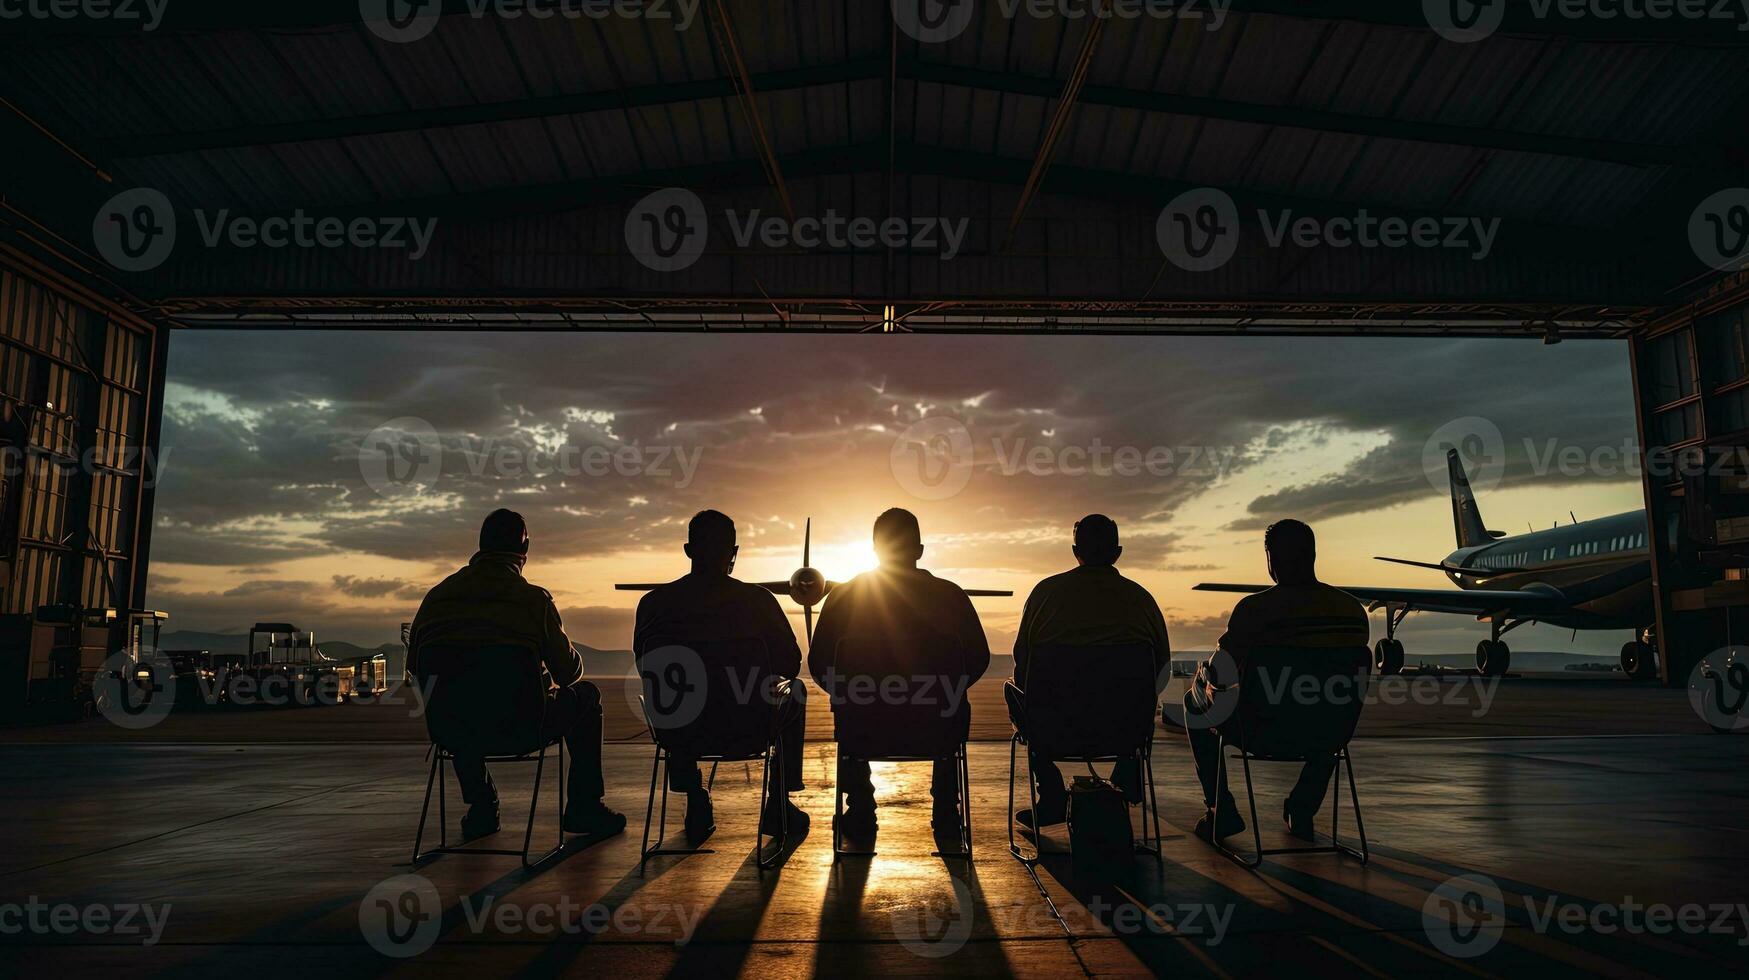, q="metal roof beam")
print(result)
[6,0,1744,42]
[99,58,1708,170]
